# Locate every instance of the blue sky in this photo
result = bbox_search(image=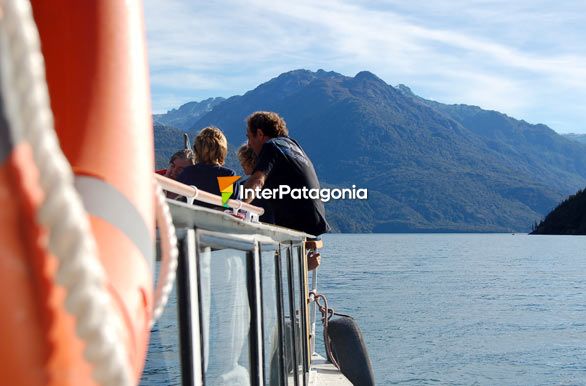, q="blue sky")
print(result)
[144,0,586,134]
